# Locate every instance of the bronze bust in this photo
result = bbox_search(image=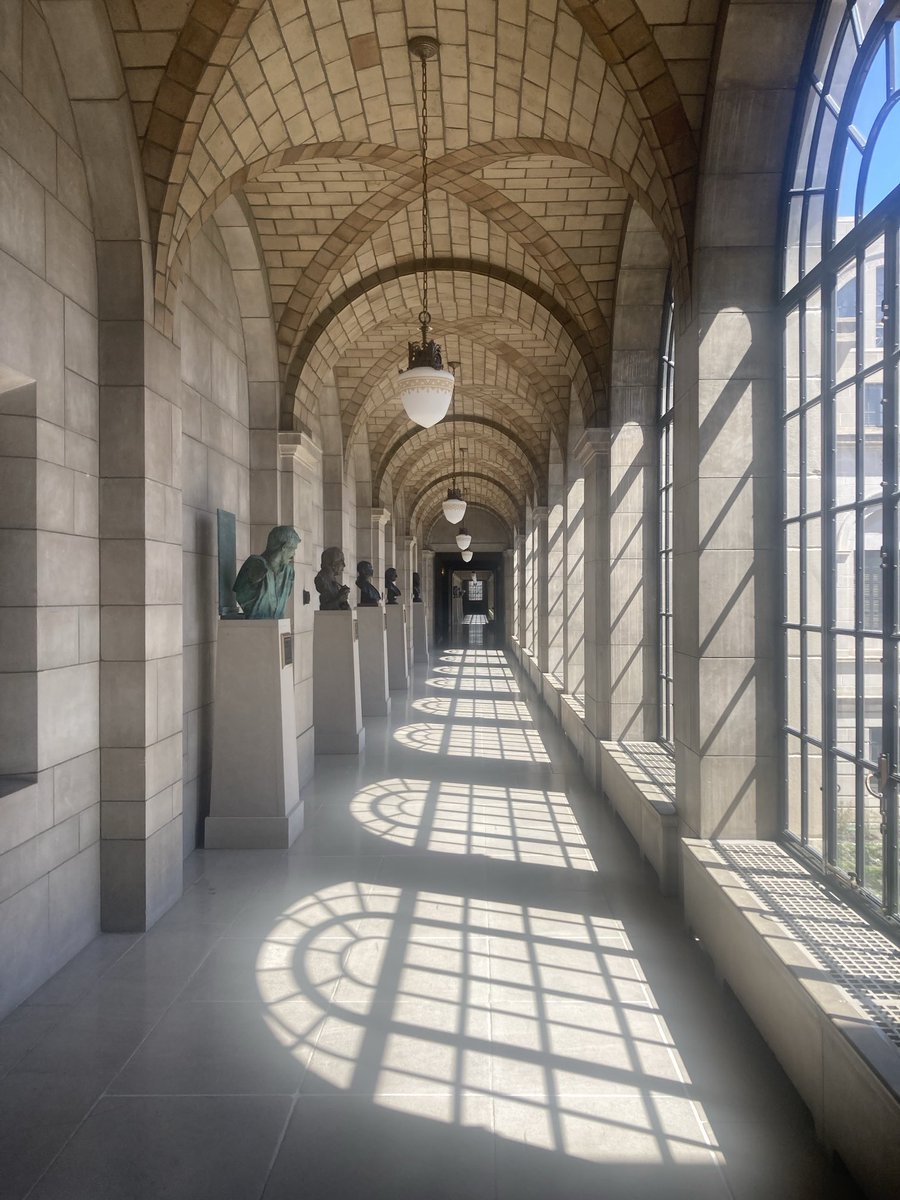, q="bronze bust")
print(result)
[233,526,300,619]
[356,560,382,606]
[315,547,351,611]
[384,566,401,605]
